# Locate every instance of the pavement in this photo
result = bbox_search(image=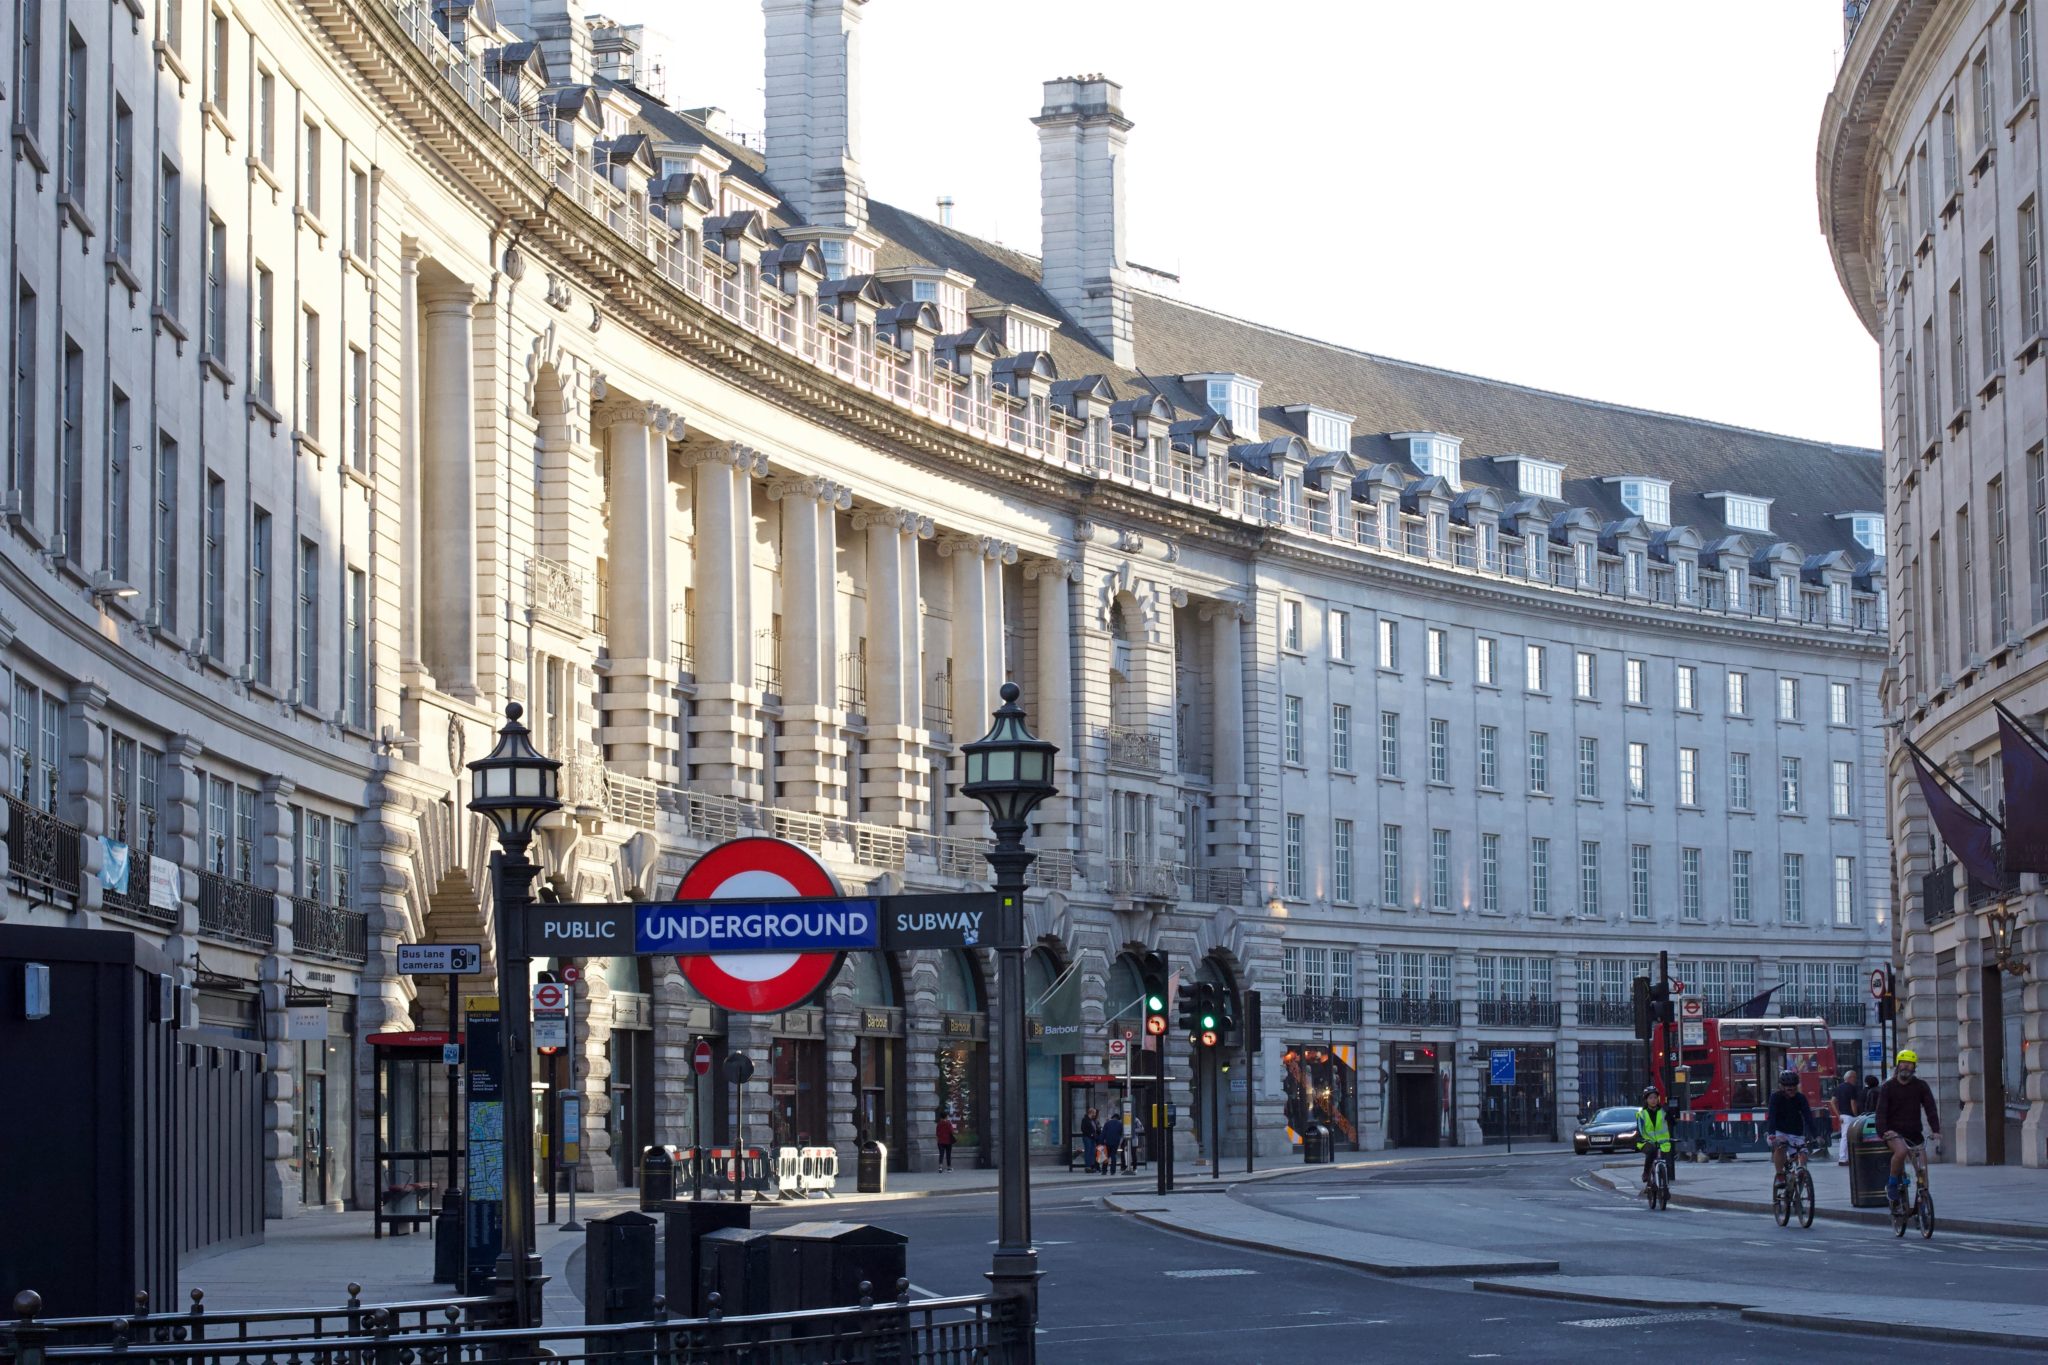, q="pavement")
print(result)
[1582,1151,2048,1238]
